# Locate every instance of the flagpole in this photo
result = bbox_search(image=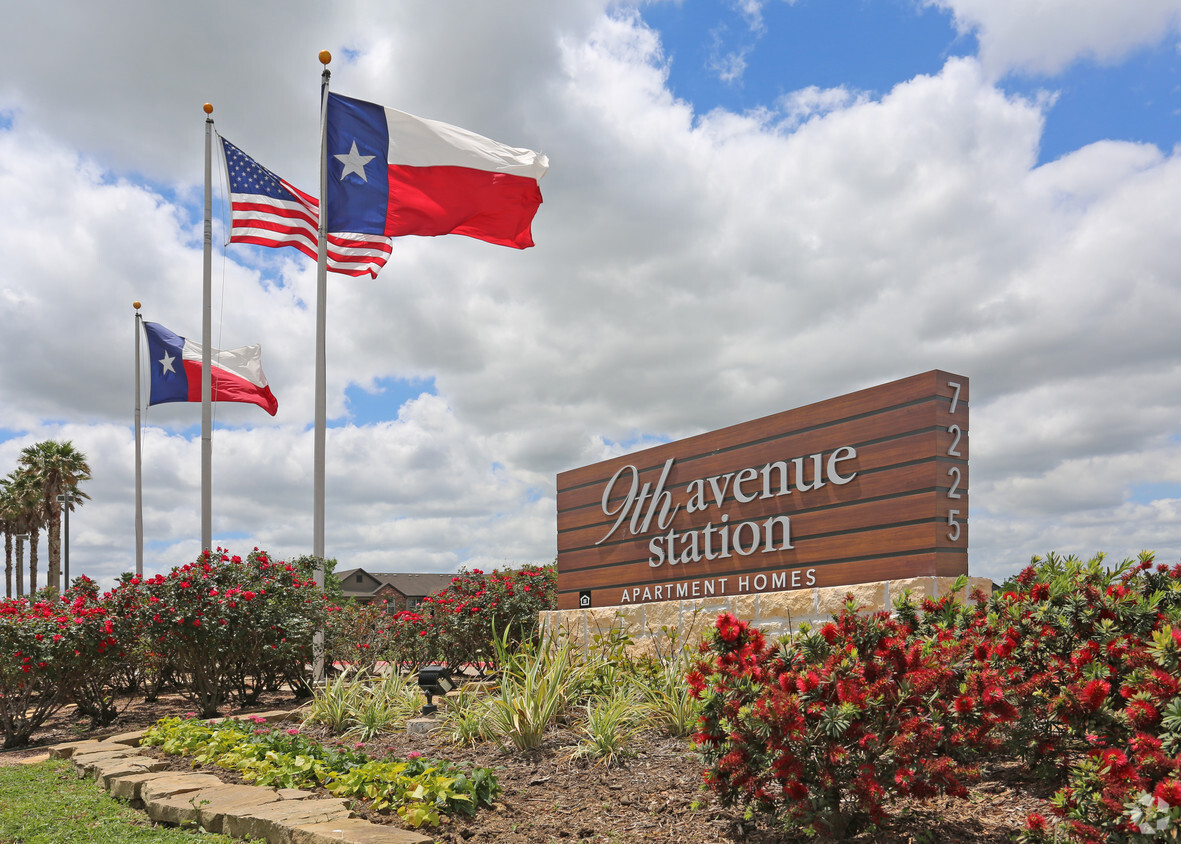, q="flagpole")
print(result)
[312,51,332,681]
[134,302,144,577]
[201,103,214,556]
[314,55,330,563]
